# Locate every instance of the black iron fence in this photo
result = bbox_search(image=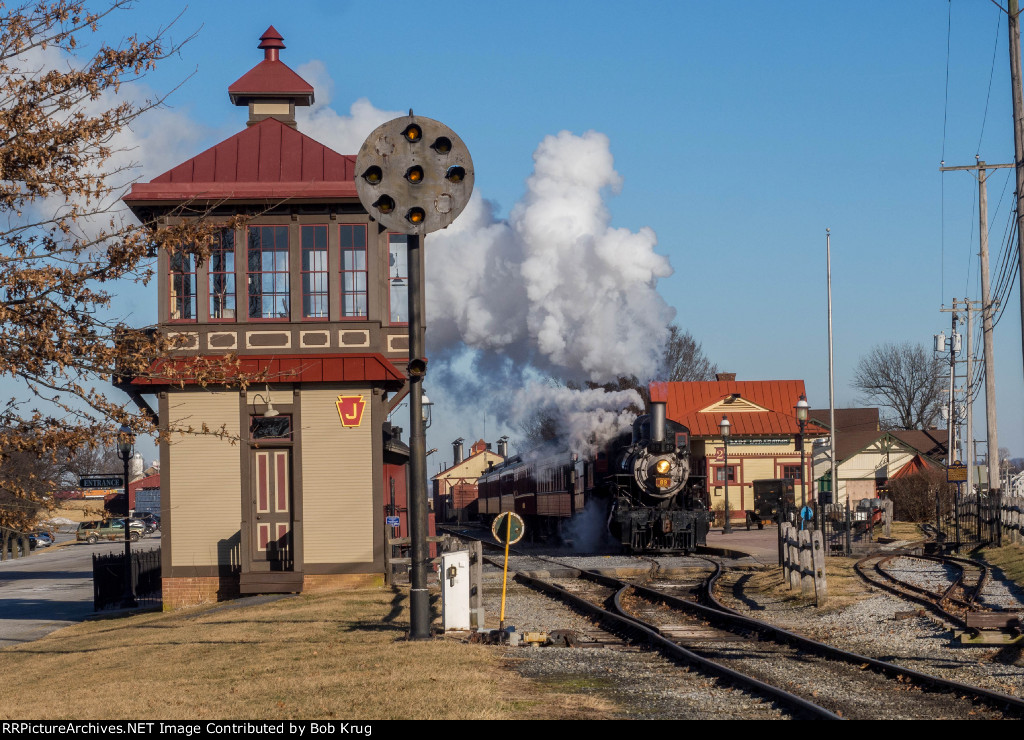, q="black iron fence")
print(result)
[92,546,161,610]
[772,502,892,558]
